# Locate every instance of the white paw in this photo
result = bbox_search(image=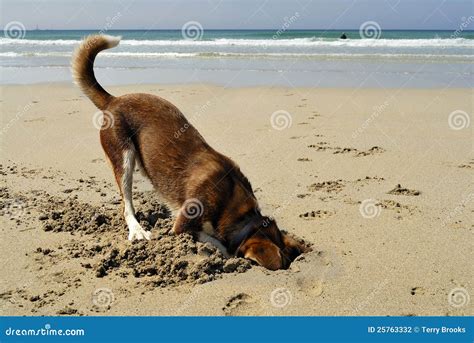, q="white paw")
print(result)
[128,224,151,241]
